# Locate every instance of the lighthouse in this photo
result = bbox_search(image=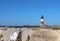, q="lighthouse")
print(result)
[40,15,45,27]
